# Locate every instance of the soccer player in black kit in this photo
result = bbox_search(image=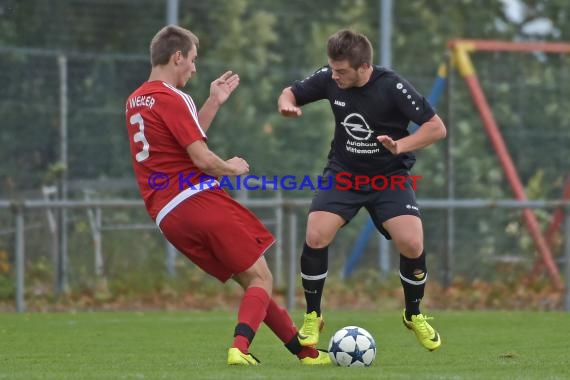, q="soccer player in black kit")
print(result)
[278,29,446,351]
